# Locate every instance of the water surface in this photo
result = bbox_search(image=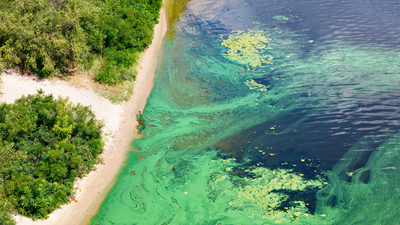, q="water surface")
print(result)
[91,0,400,224]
